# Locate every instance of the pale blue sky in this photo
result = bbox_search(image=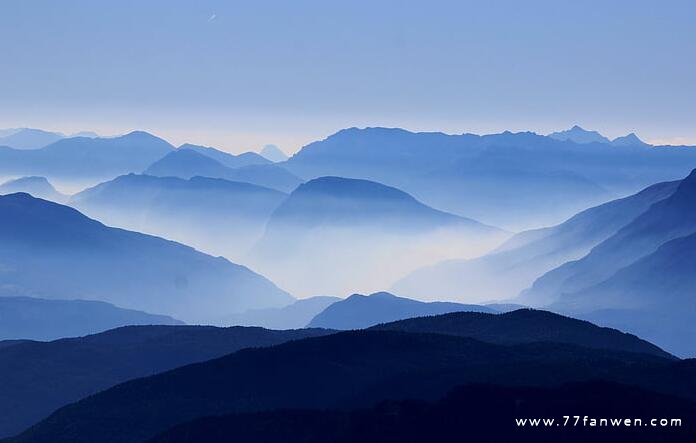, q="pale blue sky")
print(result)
[1,0,694,153]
